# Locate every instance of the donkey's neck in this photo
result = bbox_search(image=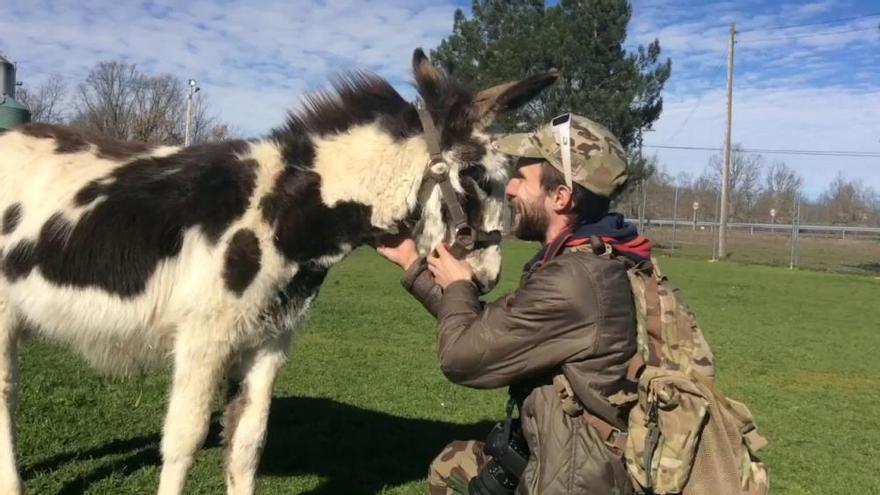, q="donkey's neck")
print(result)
[310,124,429,230]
